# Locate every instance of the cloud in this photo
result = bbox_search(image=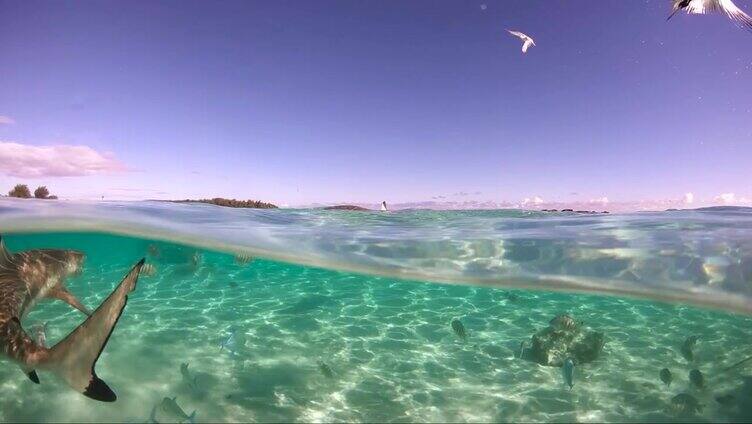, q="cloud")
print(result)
[714,193,751,205]
[521,196,544,206]
[716,193,736,204]
[0,141,125,178]
[589,197,609,205]
[0,116,15,125]
[683,192,694,204]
